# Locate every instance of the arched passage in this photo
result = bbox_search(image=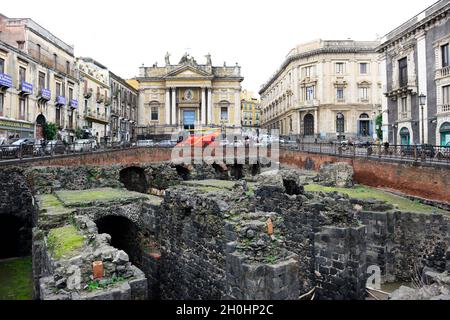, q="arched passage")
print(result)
[175,165,191,181]
[95,216,142,266]
[0,215,29,259]
[119,167,149,193]
[230,164,244,180]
